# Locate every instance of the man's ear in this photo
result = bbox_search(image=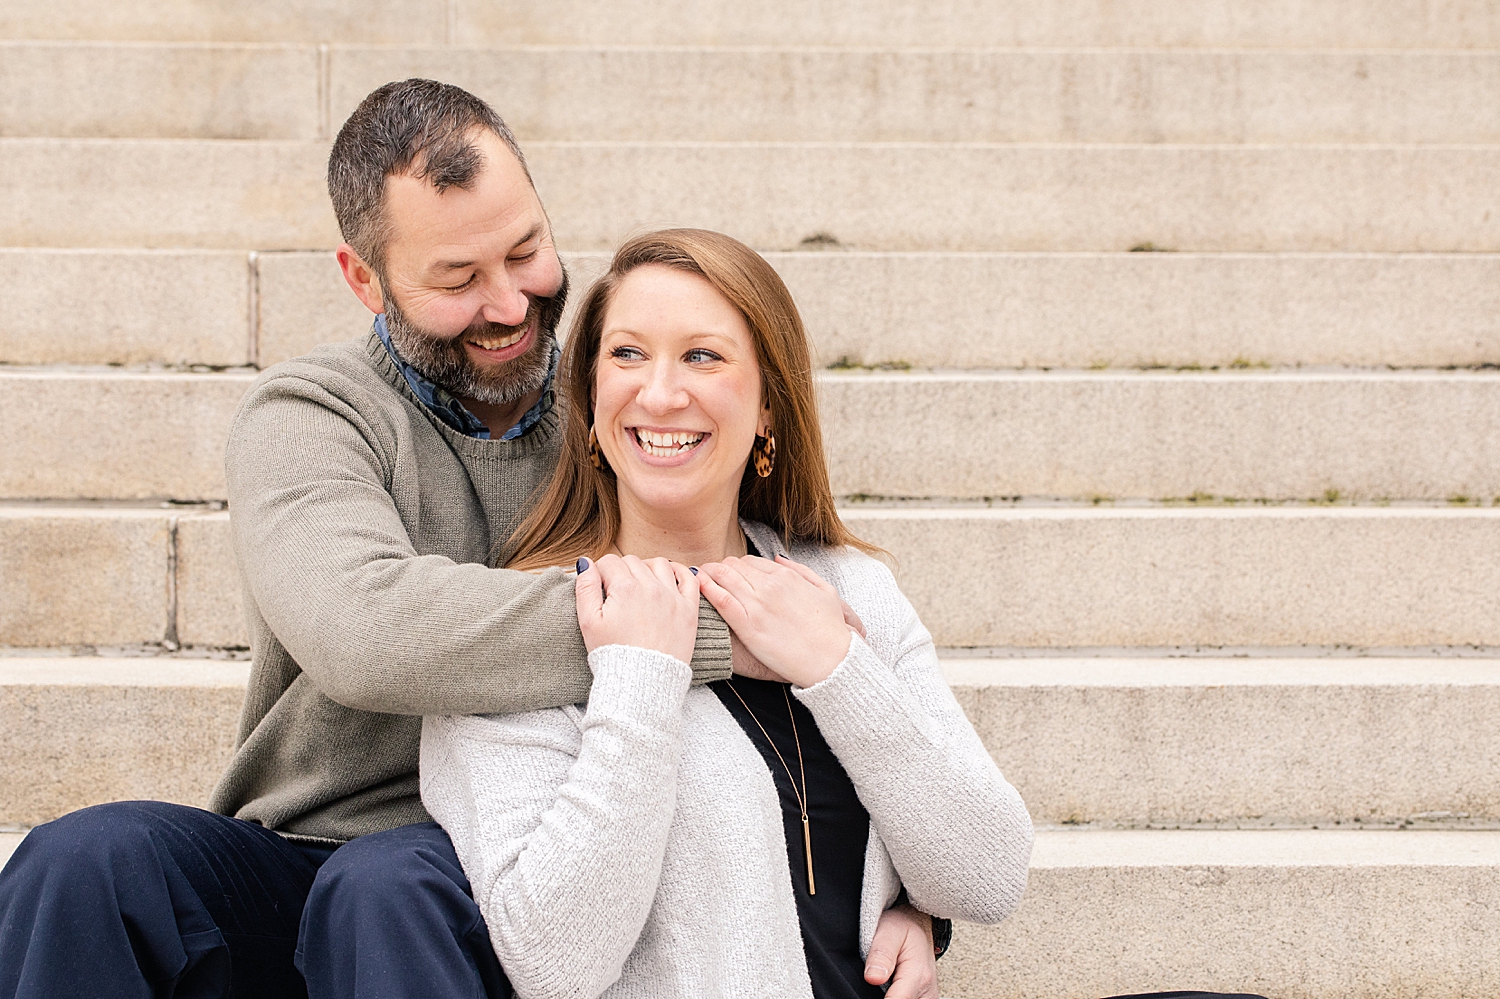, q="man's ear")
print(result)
[335,243,385,315]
